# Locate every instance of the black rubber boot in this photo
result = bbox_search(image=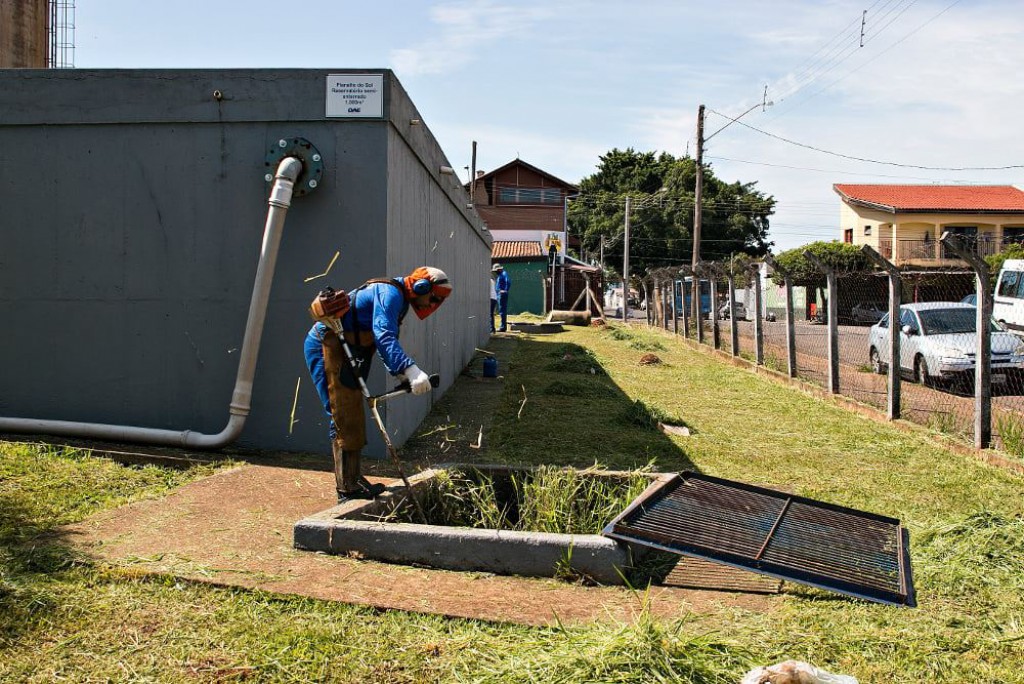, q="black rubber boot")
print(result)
[337,451,385,502]
[337,479,386,503]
